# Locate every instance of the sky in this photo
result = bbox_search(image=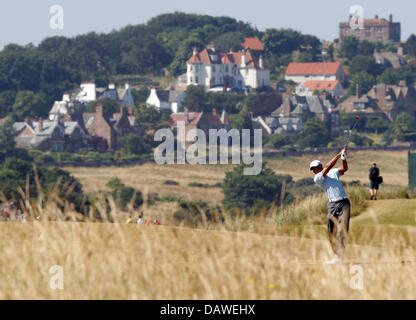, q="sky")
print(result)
[0,0,414,49]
